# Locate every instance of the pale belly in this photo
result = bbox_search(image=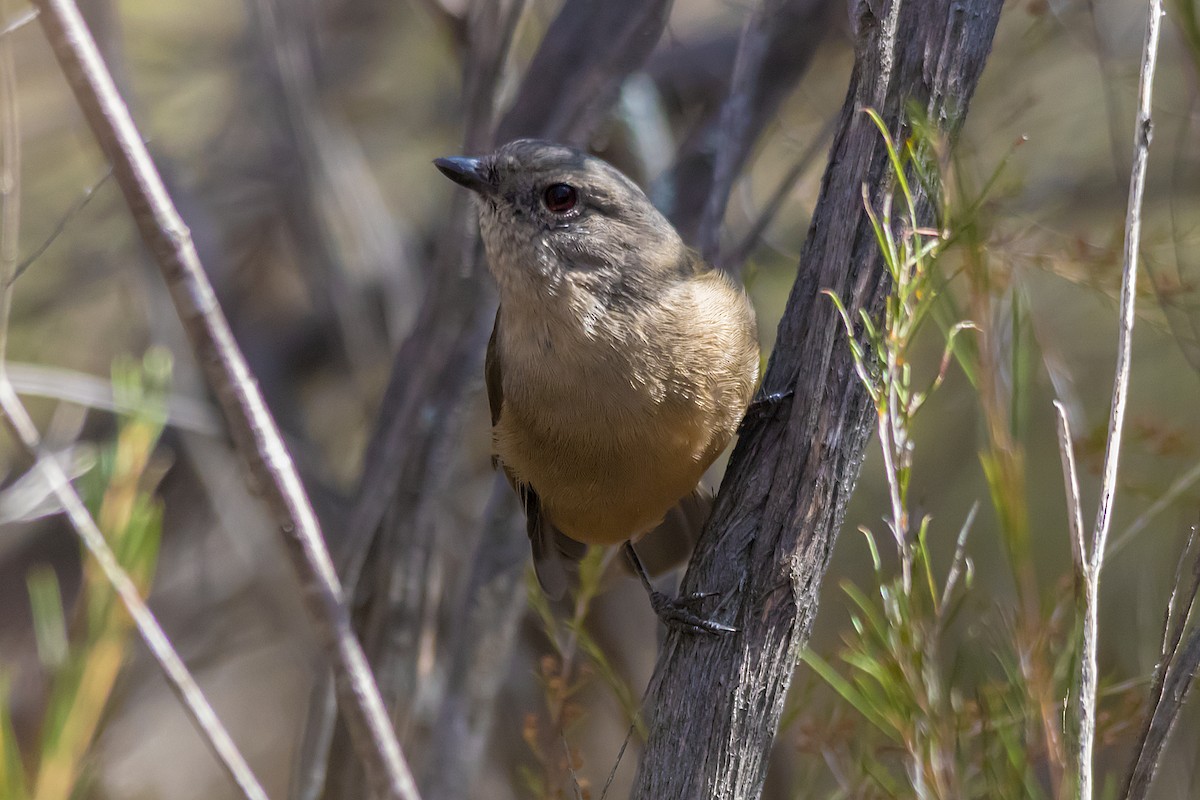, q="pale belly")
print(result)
[494,399,726,545]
